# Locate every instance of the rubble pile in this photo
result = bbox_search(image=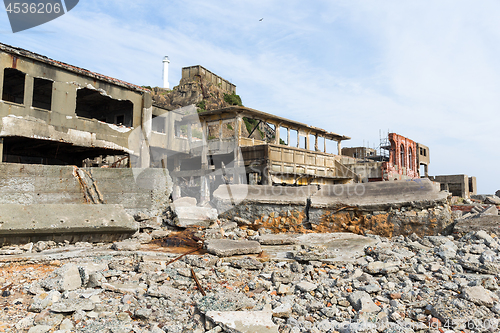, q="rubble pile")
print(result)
[1,224,500,332]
